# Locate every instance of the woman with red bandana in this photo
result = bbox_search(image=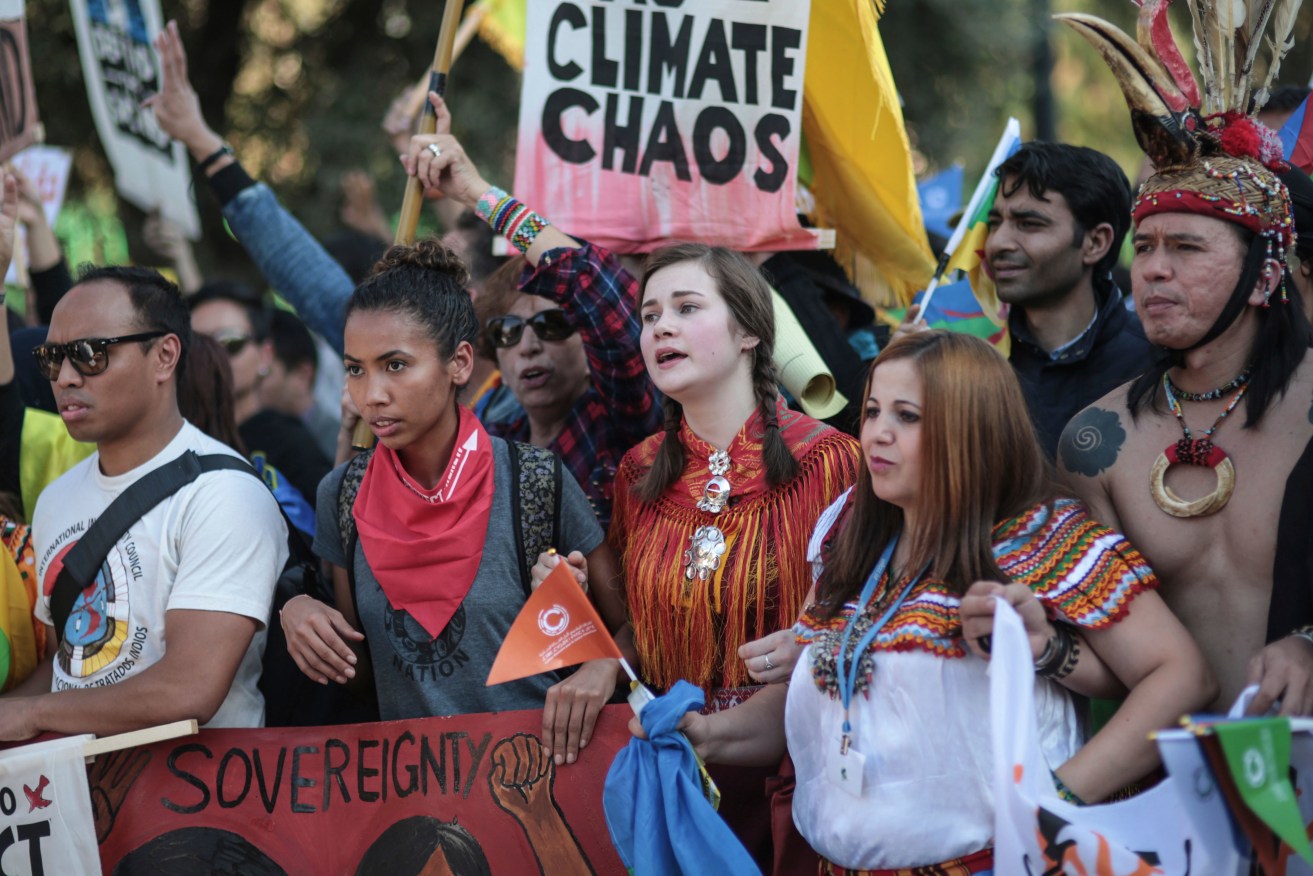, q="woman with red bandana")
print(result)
[279,239,626,767]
